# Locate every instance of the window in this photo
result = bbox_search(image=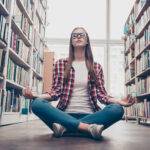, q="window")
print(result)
[109,46,125,98]
[110,0,135,39]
